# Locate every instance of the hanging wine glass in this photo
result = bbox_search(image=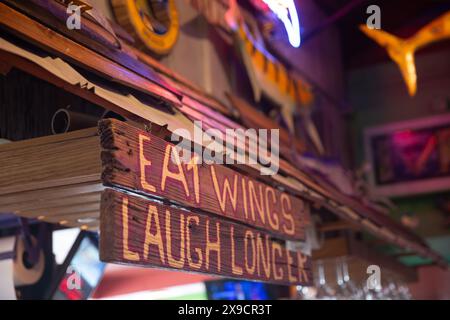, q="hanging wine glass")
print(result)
[296,285,317,300]
[315,260,336,300]
[334,258,352,299]
[397,282,413,300]
[341,258,364,300]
